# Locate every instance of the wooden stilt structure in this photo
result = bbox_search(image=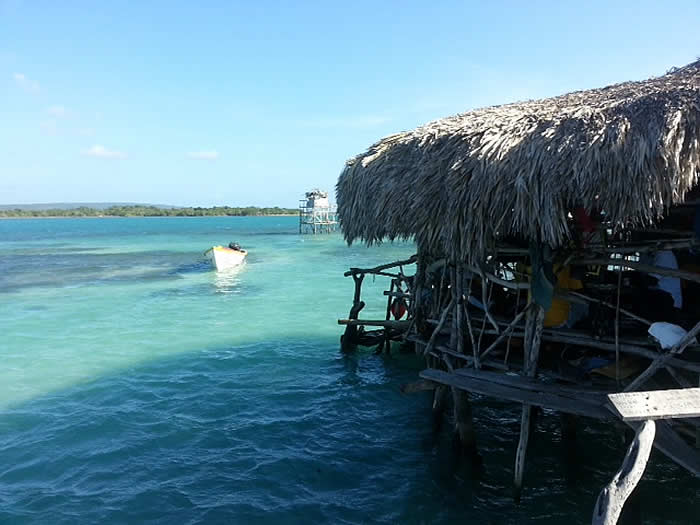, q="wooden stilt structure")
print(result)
[334,58,700,521]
